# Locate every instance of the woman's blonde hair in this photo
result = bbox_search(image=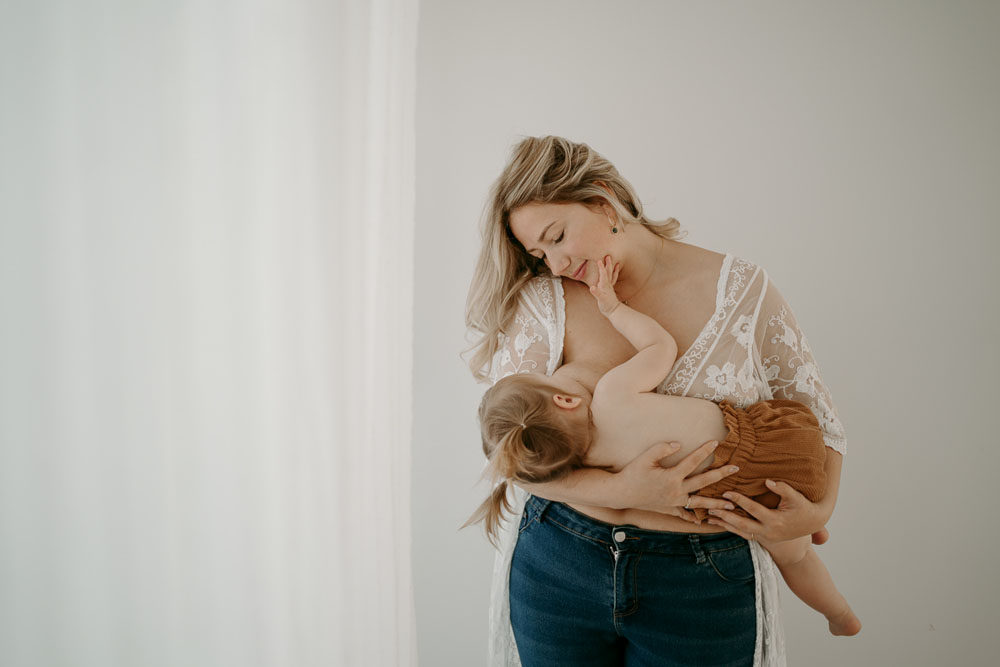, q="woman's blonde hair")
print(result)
[465,135,684,382]
[463,373,592,546]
